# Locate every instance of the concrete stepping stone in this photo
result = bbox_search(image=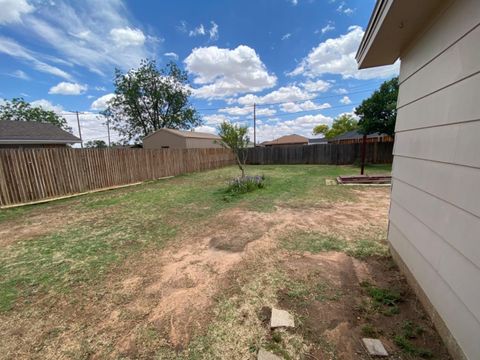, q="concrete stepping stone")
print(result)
[362,338,389,357]
[258,348,283,360]
[270,308,294,328]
